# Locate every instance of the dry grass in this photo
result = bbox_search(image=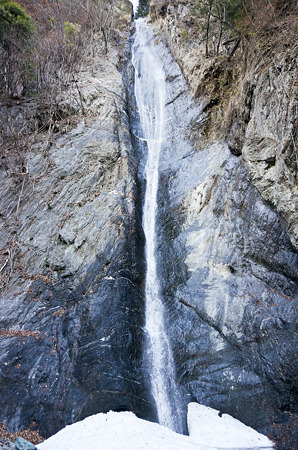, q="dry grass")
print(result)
[0,329,40,339]
[0,422,44,445]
